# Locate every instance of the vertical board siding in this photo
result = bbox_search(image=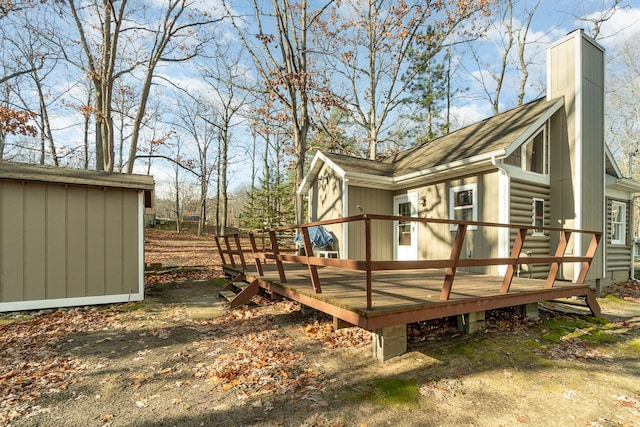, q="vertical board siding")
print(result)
[510,179,551,278]
[606,198,631,272]
[104,189,124,295]
[66,187,88,297]
[87,189,106,296]
[312,164,343,254]
[46,185,67,299]
[24,184,47,301]
[0,181,141,305]
[0,182,25,302]
[347,186,393,260]
[122,191,140,295]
